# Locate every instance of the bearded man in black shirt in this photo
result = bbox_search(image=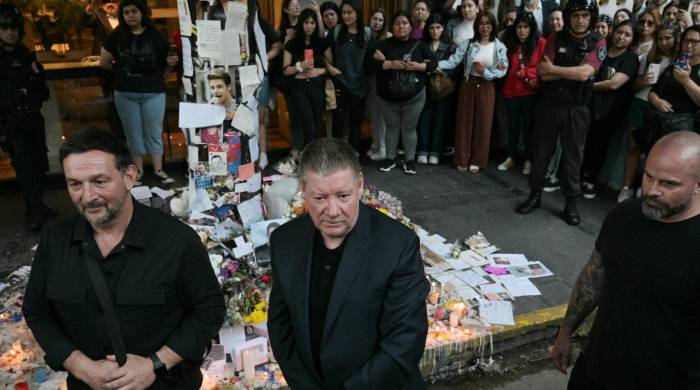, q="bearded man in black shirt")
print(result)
[22,128,225,389]
[551,131,700,389]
